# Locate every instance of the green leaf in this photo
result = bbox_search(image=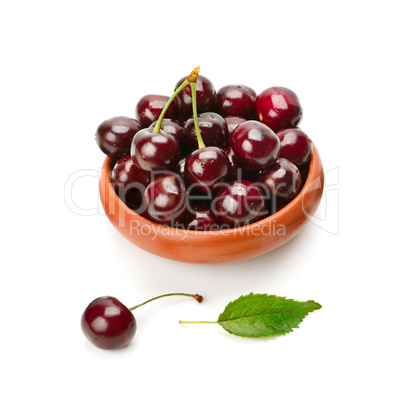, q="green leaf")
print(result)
[217,293,321,338]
